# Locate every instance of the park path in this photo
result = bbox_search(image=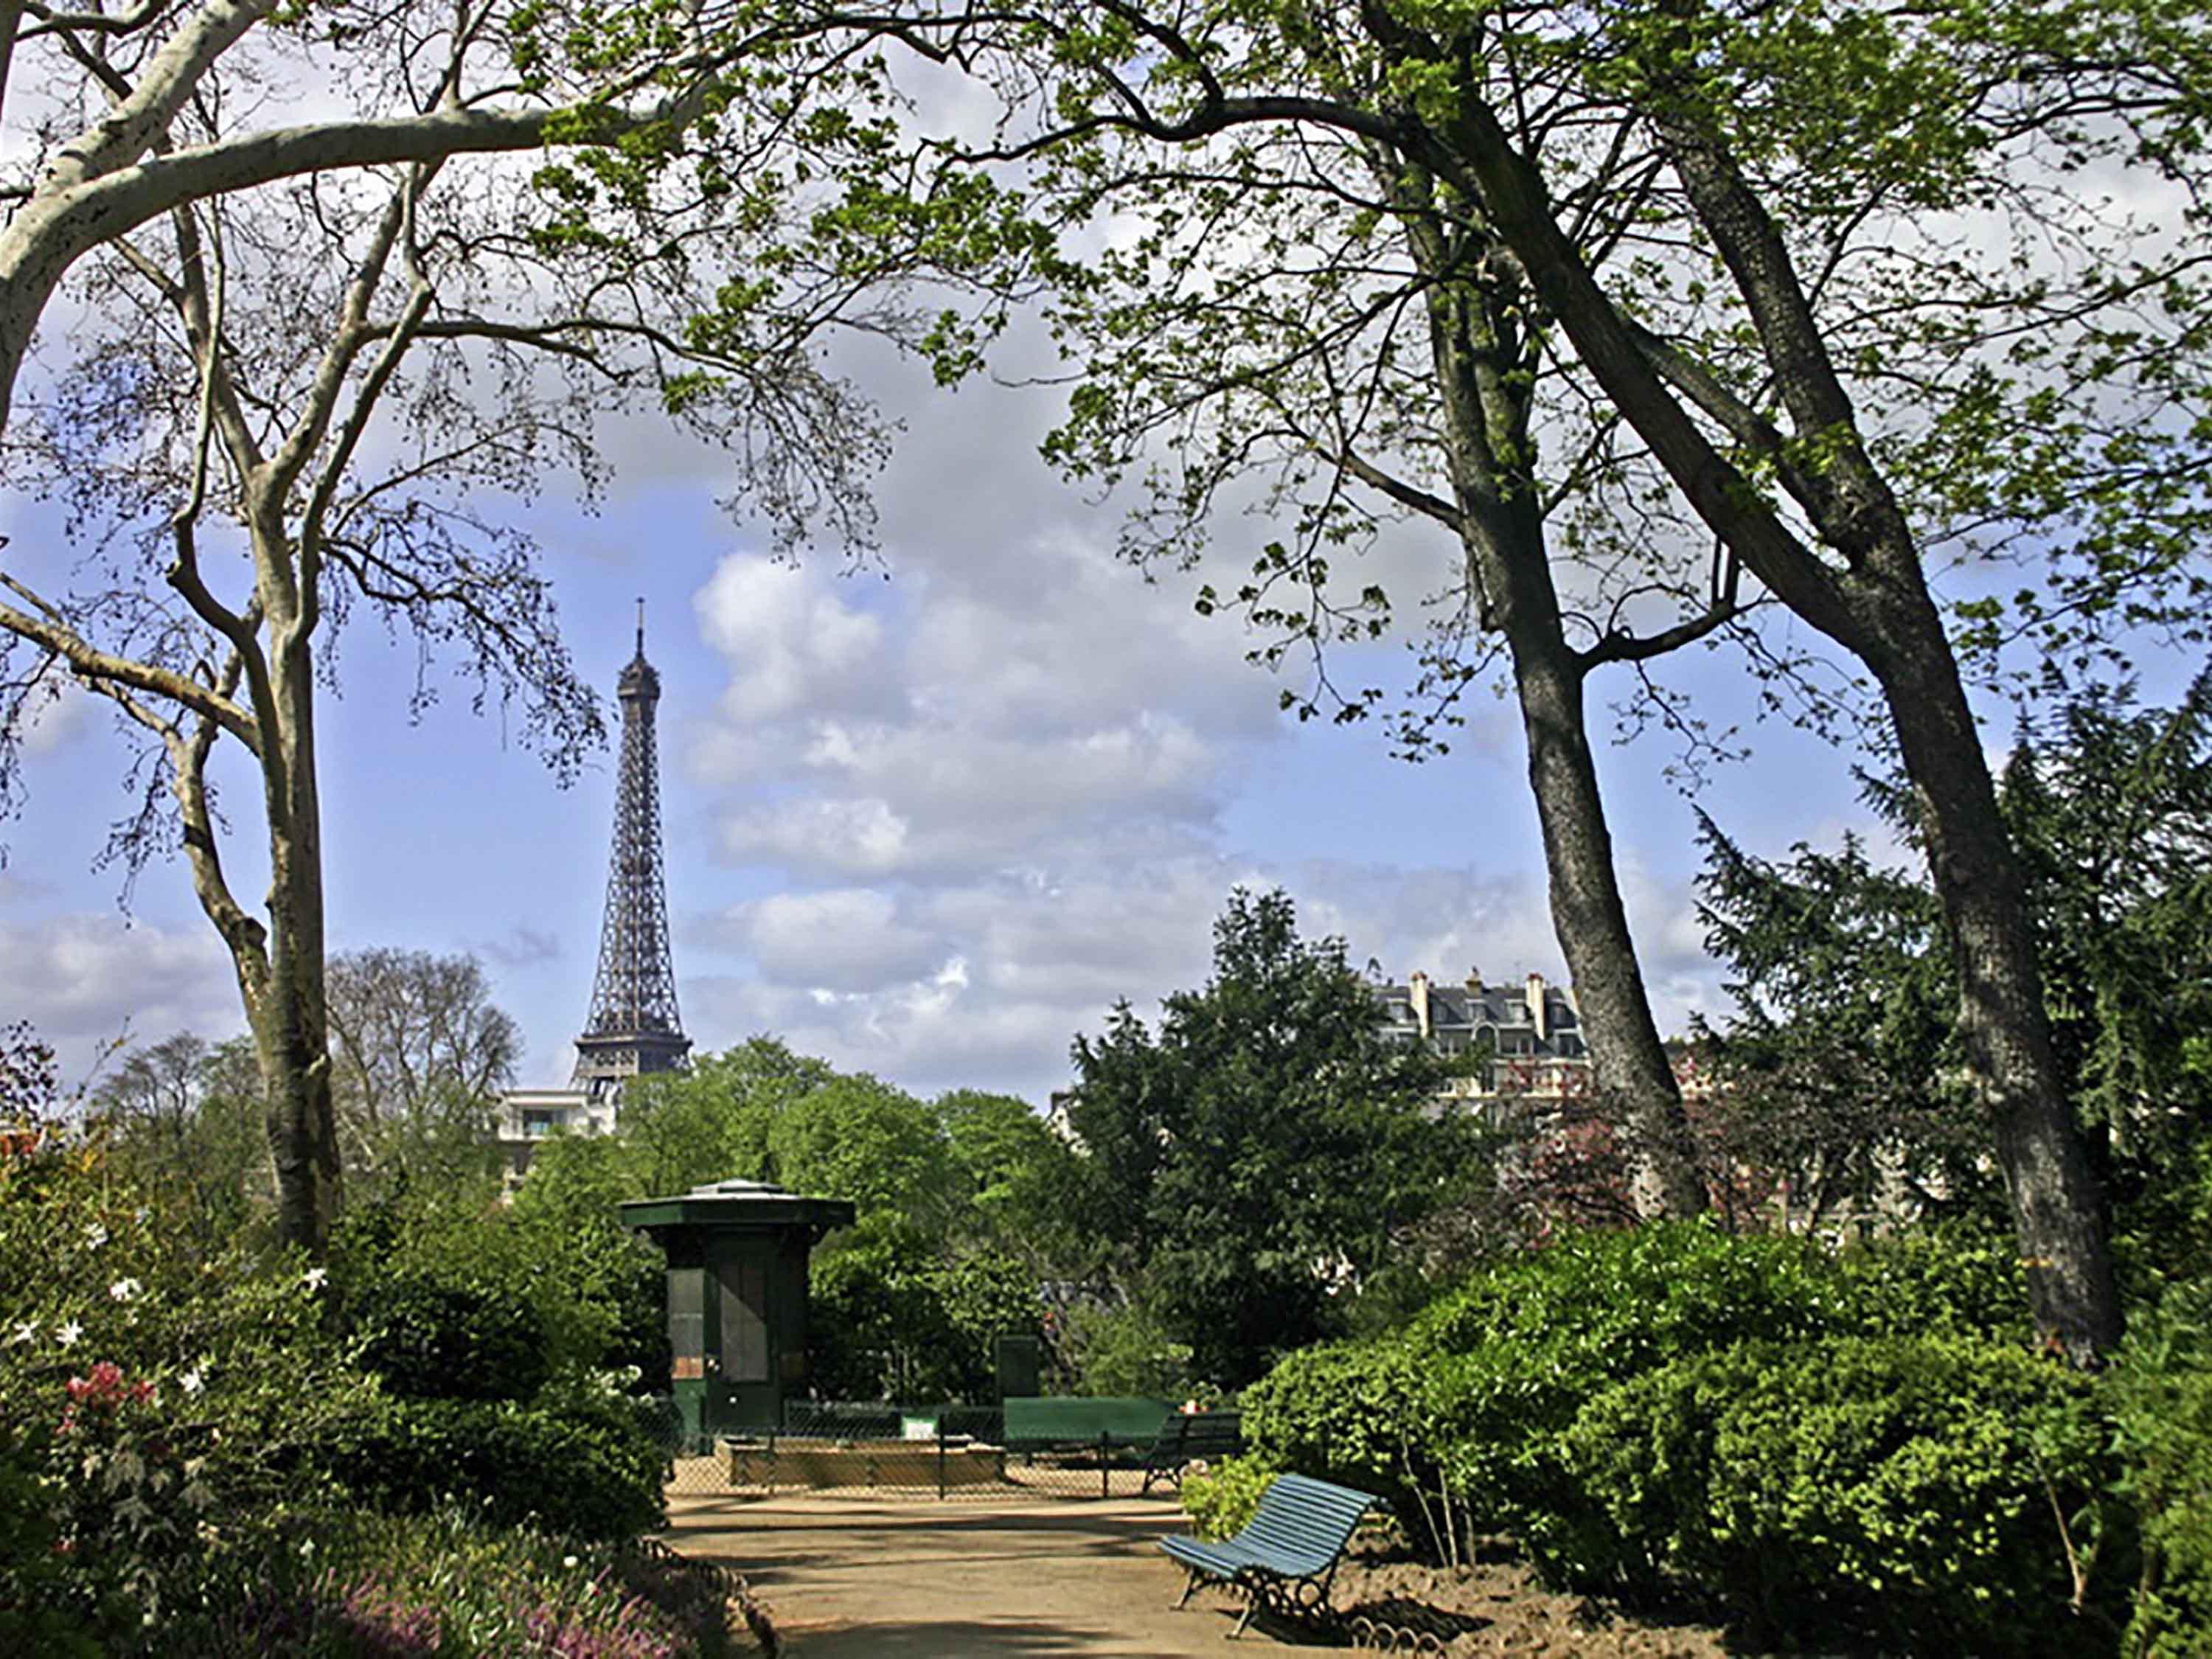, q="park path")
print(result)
[662,1489,1329,1656]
